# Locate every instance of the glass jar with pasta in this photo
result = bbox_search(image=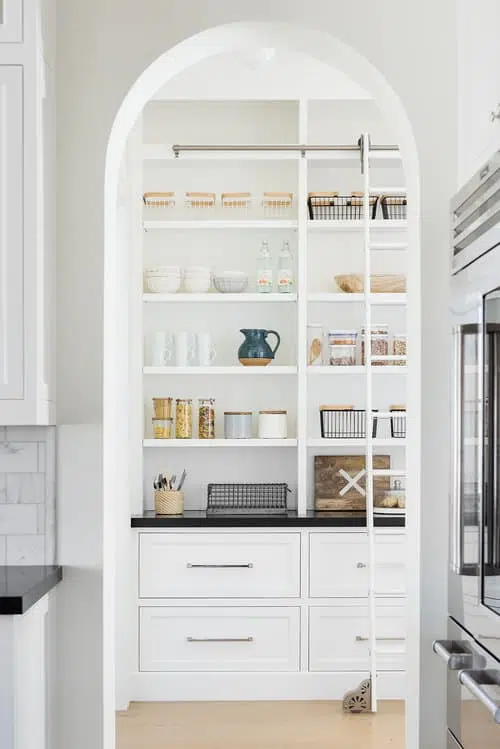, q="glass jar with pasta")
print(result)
[175,398,193,439]
[198,398,216,439]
